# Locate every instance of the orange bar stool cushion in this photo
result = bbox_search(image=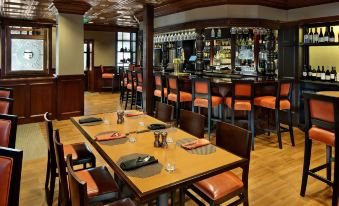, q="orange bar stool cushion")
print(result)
[254,96,290,110]
[0,119,11,147]
[225,97,252,111]
[309,126,335,147]
[194,171,244,201]
[126,82,136,90]
[168,92,192,102]
[102,73,114,79]
[154,88,168,97]
[194,96,222,108]
[137,86,143,92]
